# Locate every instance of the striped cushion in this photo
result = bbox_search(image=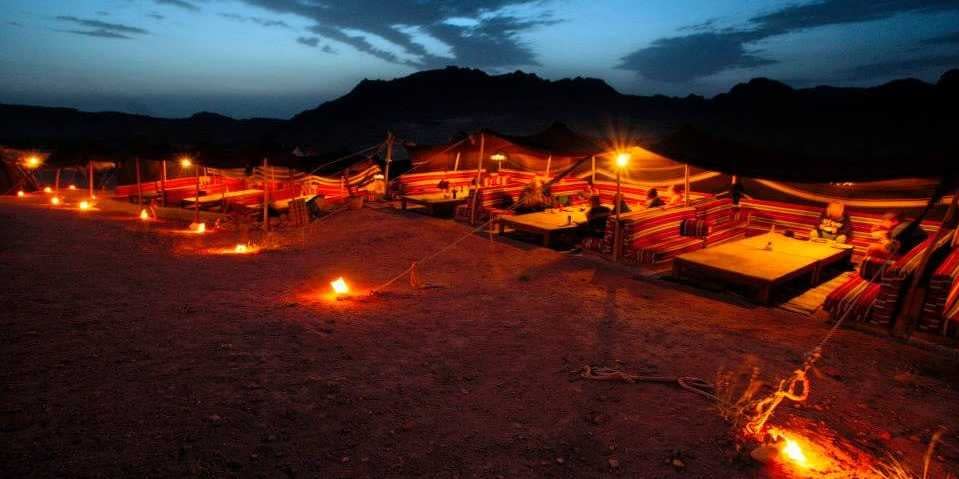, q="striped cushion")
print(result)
[919,245,959,331]
[870,234,953,326]
[823,274,883,323]
[397,170,479,194]
[680,218,709,237]
[618,206,699,263]
[632,235,705,264]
